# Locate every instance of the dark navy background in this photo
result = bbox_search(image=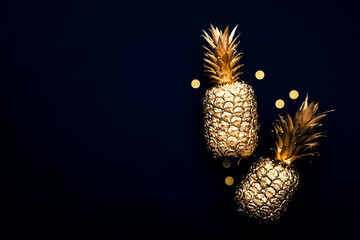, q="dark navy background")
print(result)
[1,0,359,239]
